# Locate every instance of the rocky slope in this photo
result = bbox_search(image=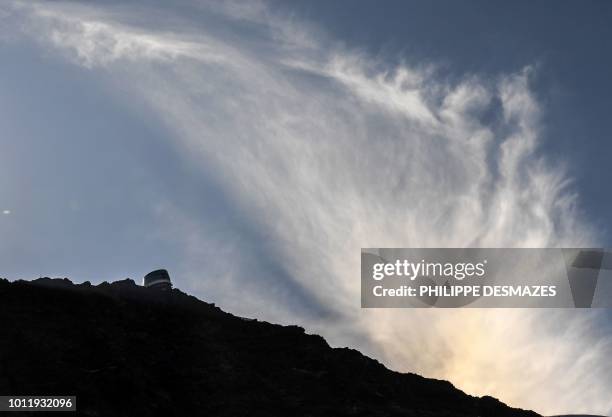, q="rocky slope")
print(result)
[0,277,541,417]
